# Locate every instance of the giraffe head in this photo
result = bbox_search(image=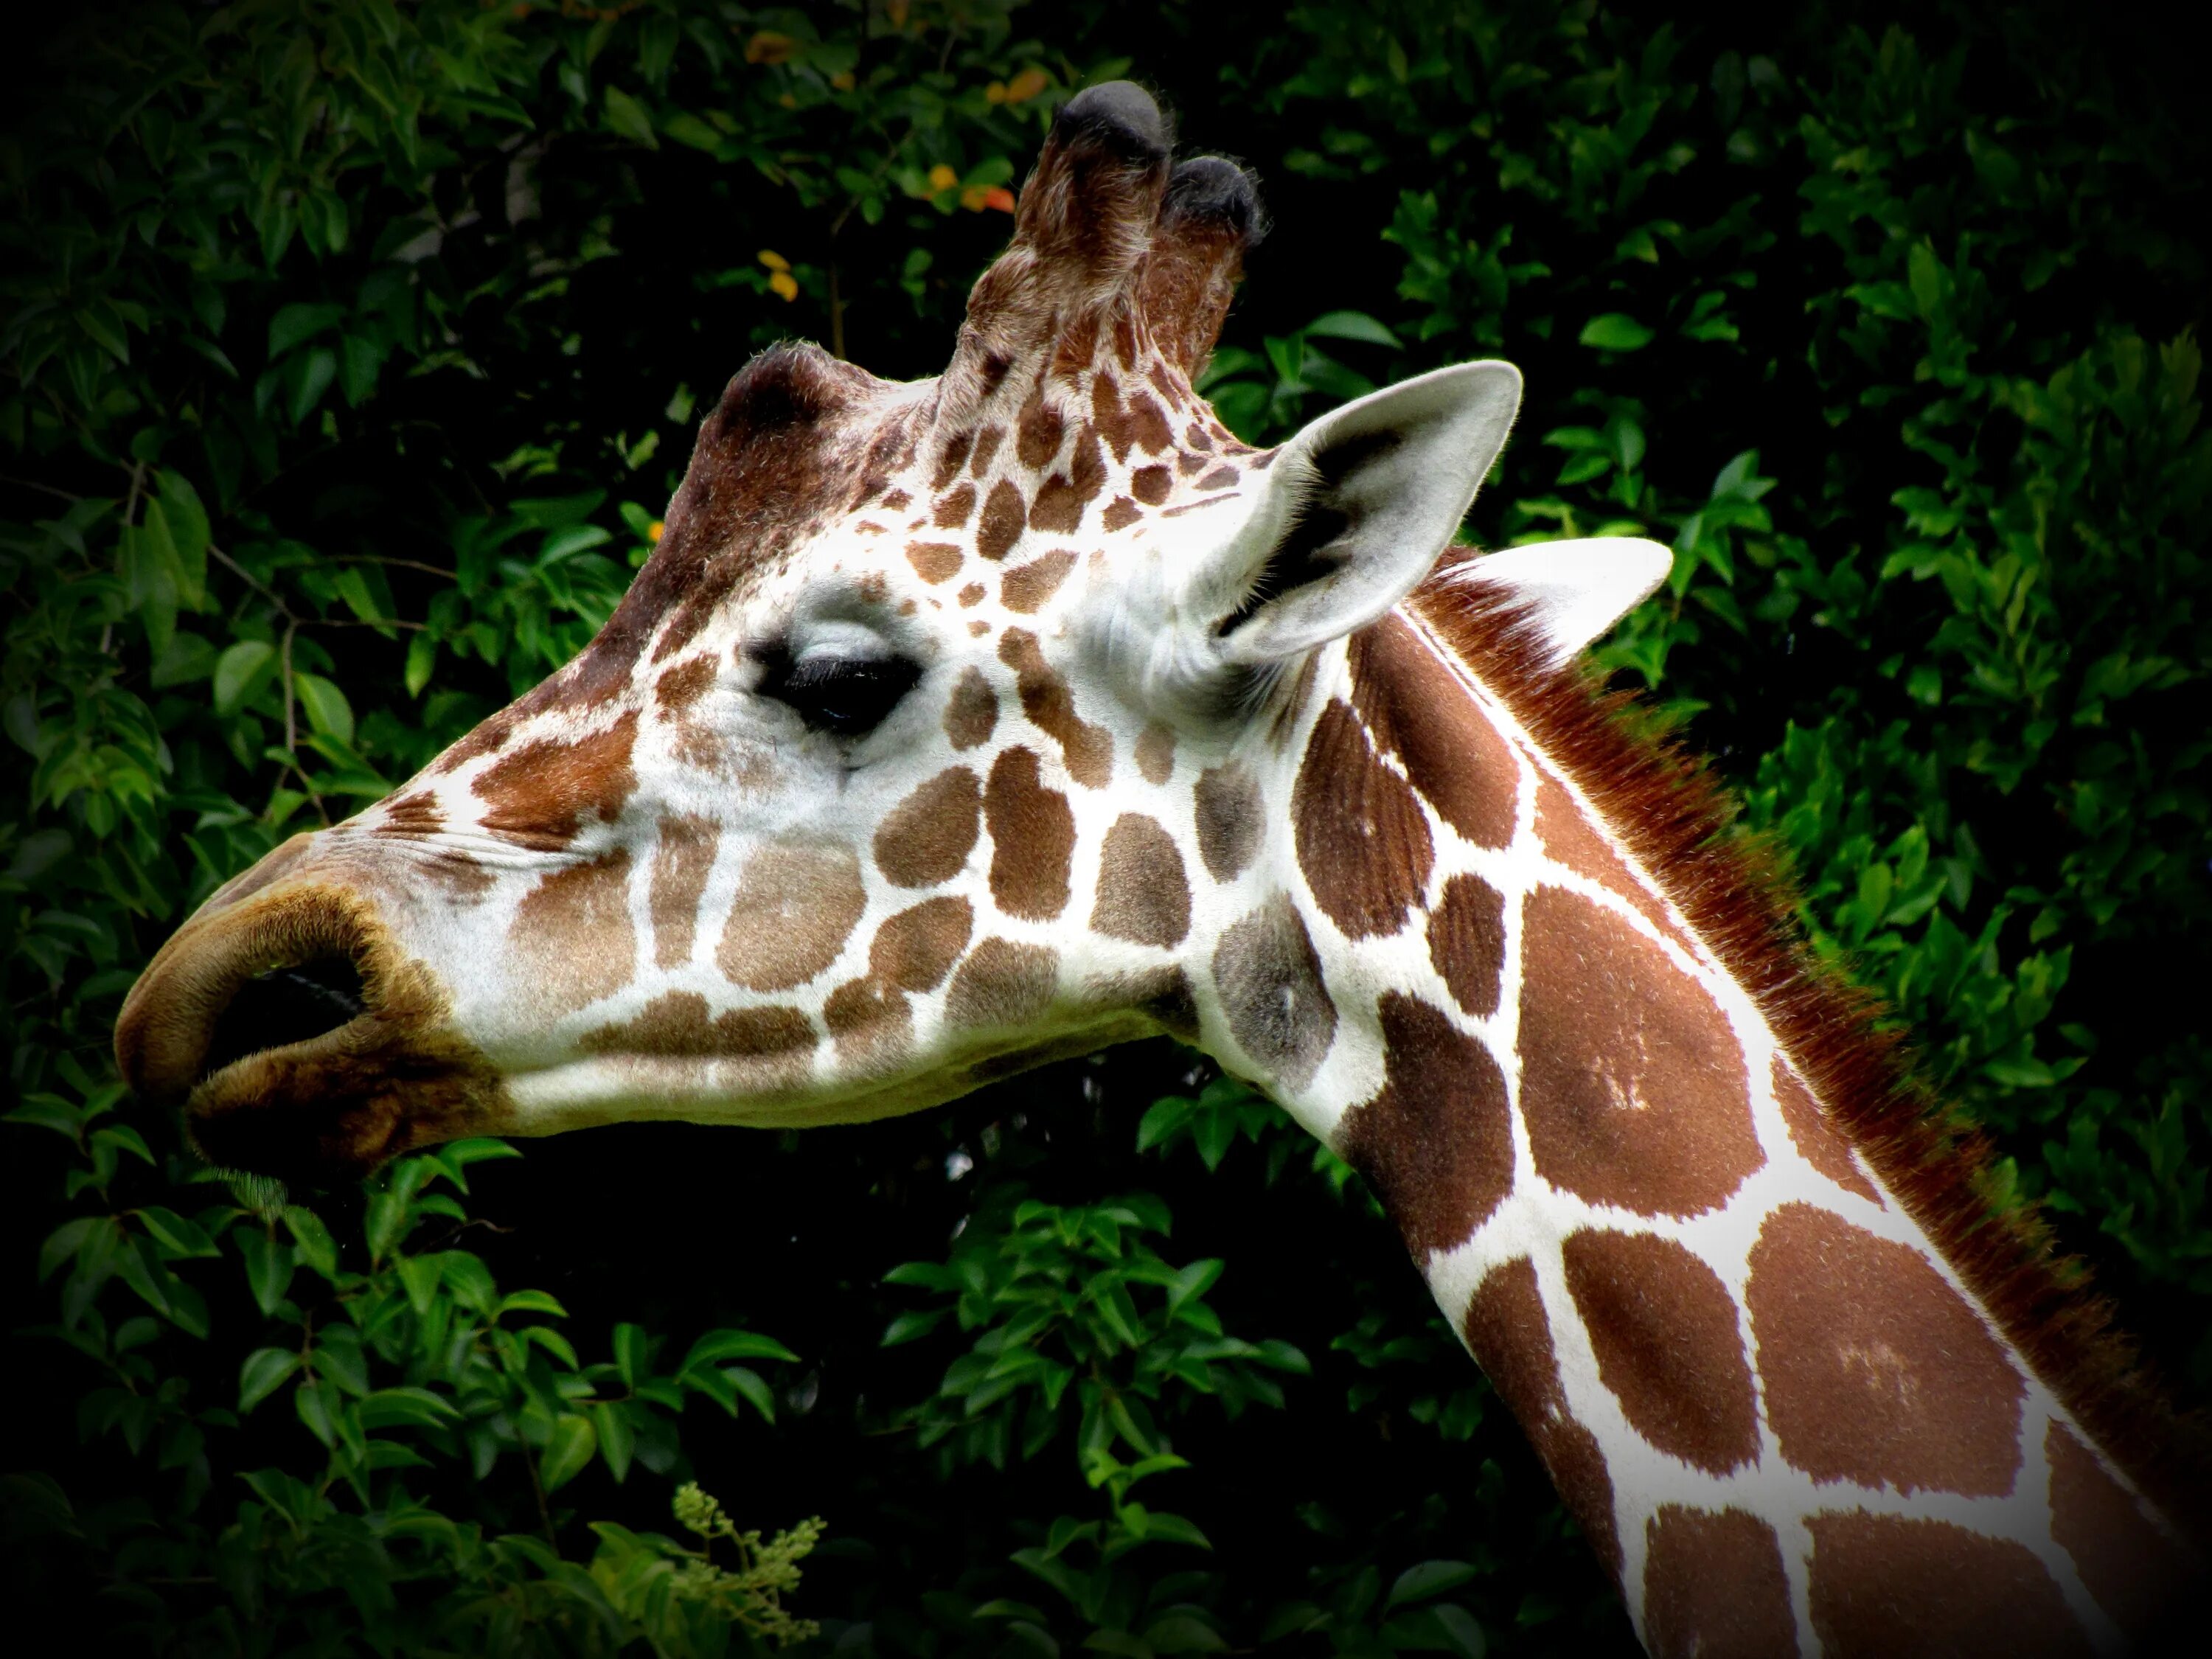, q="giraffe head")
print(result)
[116,84,1664,1185]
